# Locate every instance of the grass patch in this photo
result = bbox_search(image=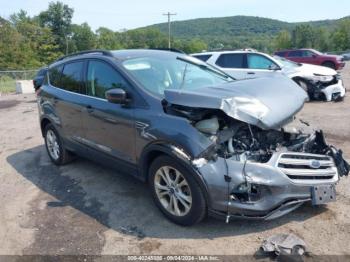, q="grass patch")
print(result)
[0,76,16,94]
